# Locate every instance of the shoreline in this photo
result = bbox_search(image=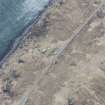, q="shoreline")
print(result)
[0,0,54,67]
[1,1,105,105]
